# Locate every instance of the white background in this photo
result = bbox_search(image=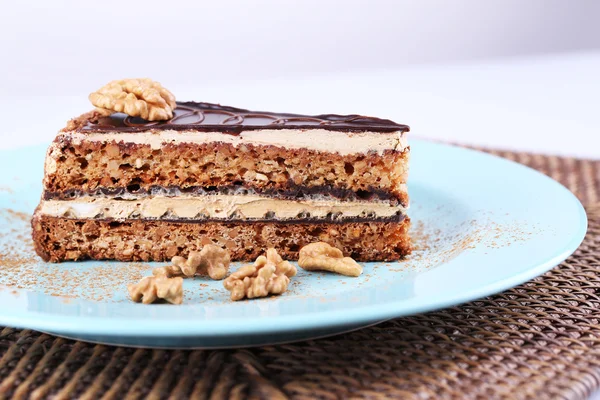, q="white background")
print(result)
[0,0,598,157]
